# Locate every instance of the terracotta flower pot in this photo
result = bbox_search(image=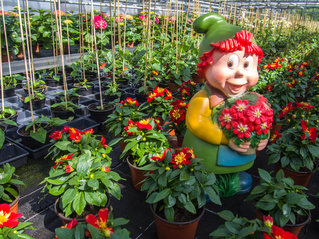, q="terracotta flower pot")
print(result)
[256,209,311,236]
[275,164,314,187]
[151,205,205,239]
[126,157,147,191]
[9,184,20,213]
